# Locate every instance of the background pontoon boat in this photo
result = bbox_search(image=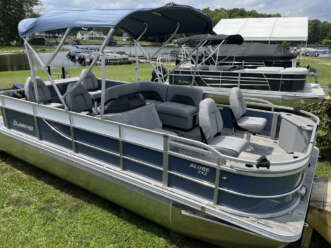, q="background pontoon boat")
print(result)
[167,34,325,103]
[0,5,320,248]
[192,42,298,68]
